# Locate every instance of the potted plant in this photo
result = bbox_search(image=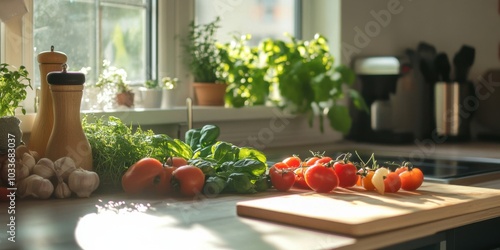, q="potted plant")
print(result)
[219,34,270,108]
[160,76,179,108]
[263,34,368,134]
[95,60,134,108]
[139,79,162,109]
[182,16,227,106]
[0,63,32,154]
